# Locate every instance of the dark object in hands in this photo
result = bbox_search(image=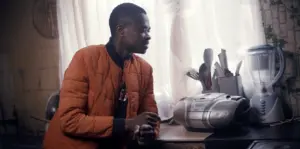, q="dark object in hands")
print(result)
[139,125,155,142]
[136,124,155,146]
[126,112,160,132]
